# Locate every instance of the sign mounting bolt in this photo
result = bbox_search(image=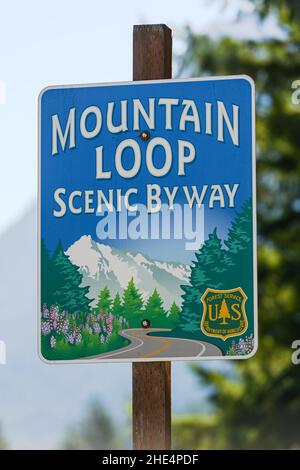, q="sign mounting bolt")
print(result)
[140,130,150,141]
